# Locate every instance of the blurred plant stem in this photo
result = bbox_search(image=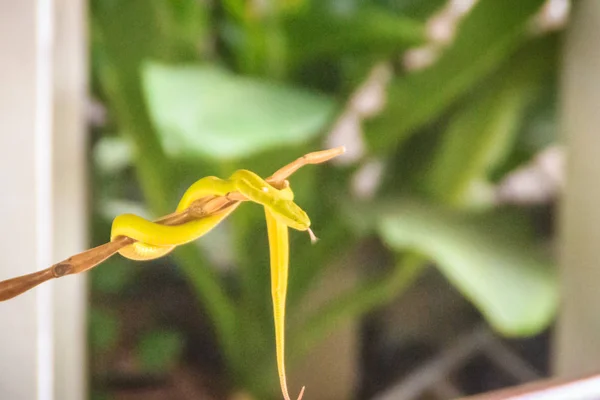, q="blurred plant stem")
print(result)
[291,253,426,361]
[224,0,287,78]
